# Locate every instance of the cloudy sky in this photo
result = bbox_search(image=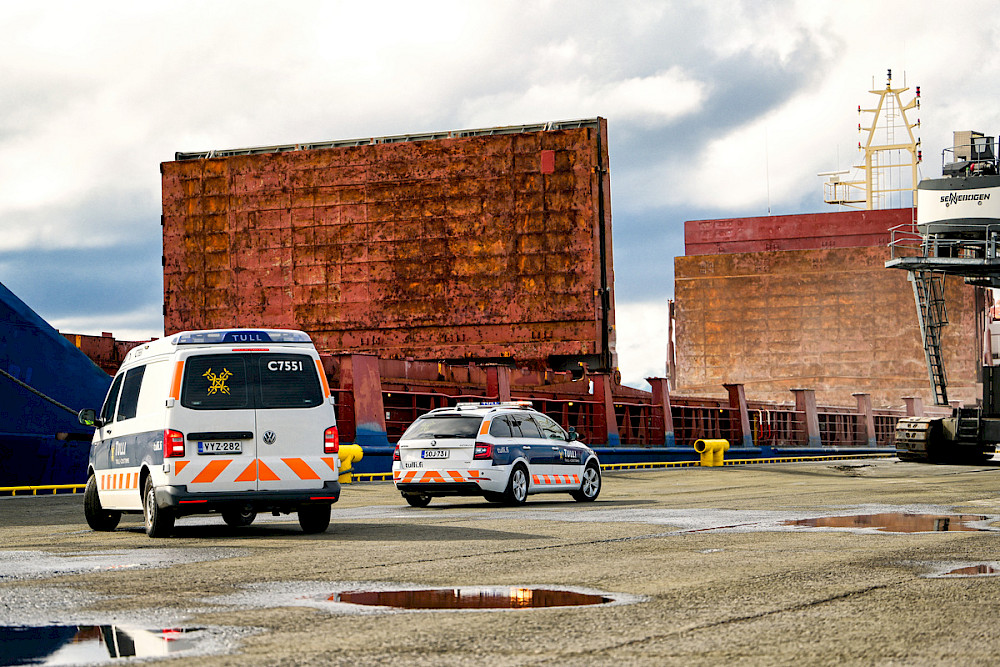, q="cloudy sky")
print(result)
[3,0,1000,389]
